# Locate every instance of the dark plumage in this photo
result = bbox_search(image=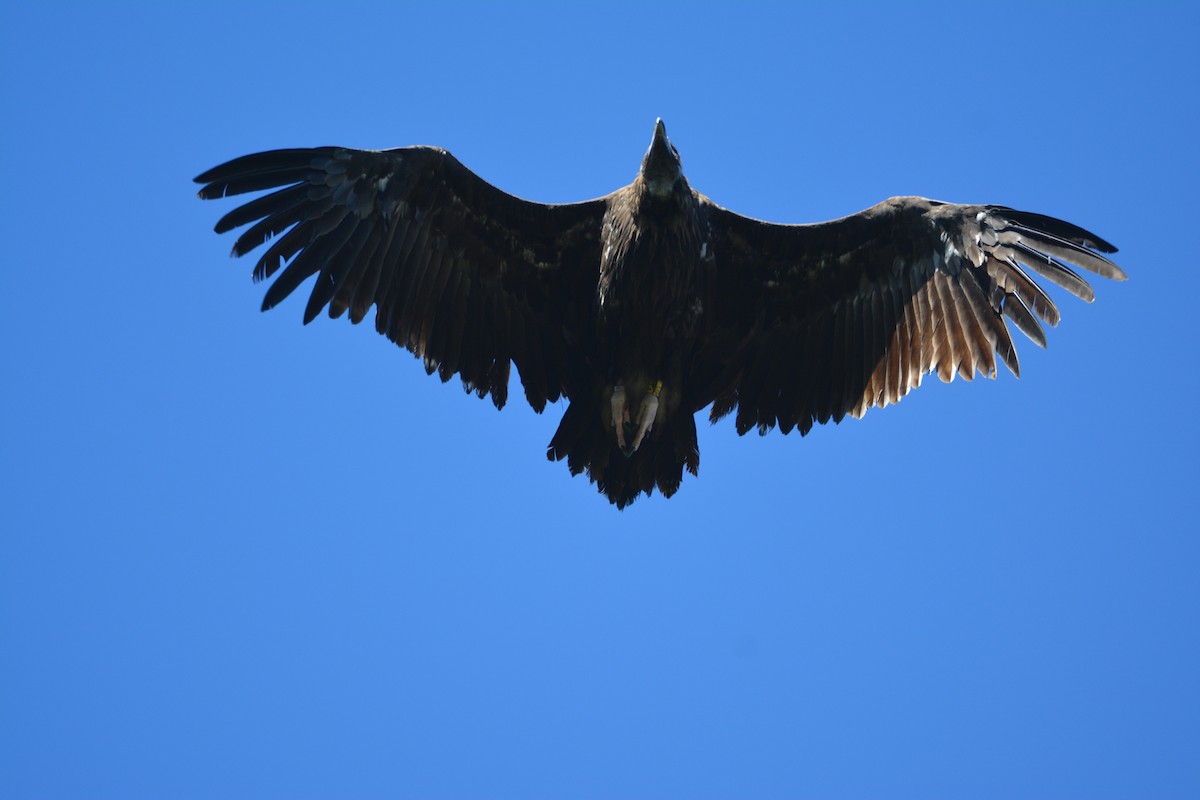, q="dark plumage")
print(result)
[195,120,1125,508]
